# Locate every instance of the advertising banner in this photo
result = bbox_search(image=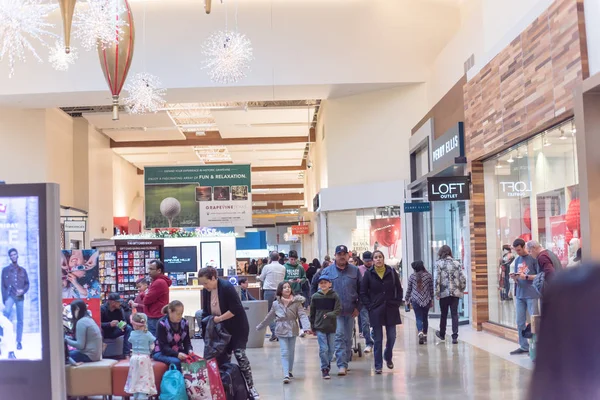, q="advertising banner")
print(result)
[61,249,101,299]
[550,215,568,267]
[370,217,401,259]
[145,165,252,228]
